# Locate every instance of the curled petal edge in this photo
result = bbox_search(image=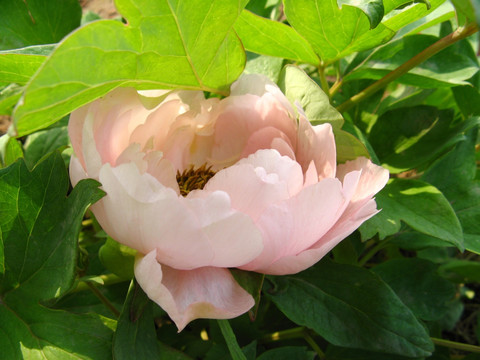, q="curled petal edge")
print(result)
[135,249,255,332]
